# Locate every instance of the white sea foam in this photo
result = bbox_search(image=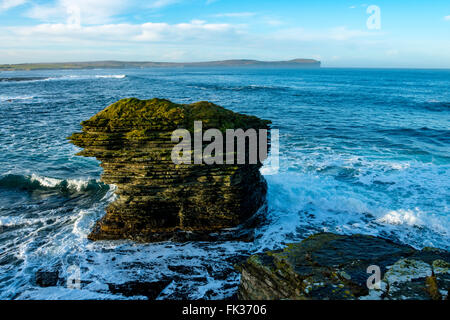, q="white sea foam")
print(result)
[255,171,379,250]
[0,95,34,101]
[0,216,36,227]
[72,188,116,237]
[95,75,126,79]
[3,74,128,83]
[16,287,132,300]
[1,159,448,300]
[66,178,91,190]
[377,209,423,226]
[47,74,126,81]
[257,160,450,251]
[30,173,61,188]
[29,173,98,191]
